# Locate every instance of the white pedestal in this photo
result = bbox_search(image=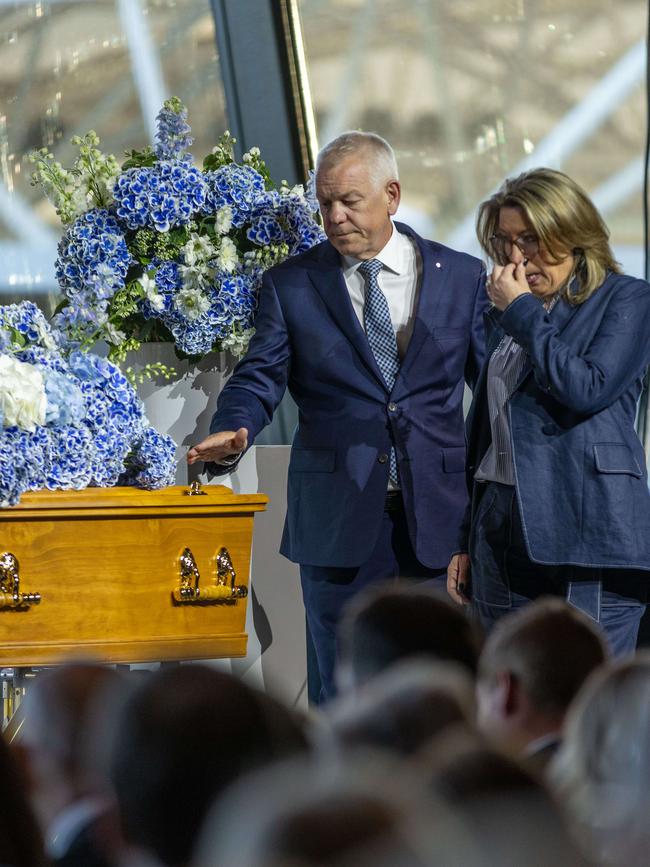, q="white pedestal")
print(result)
[202,446,307,710]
